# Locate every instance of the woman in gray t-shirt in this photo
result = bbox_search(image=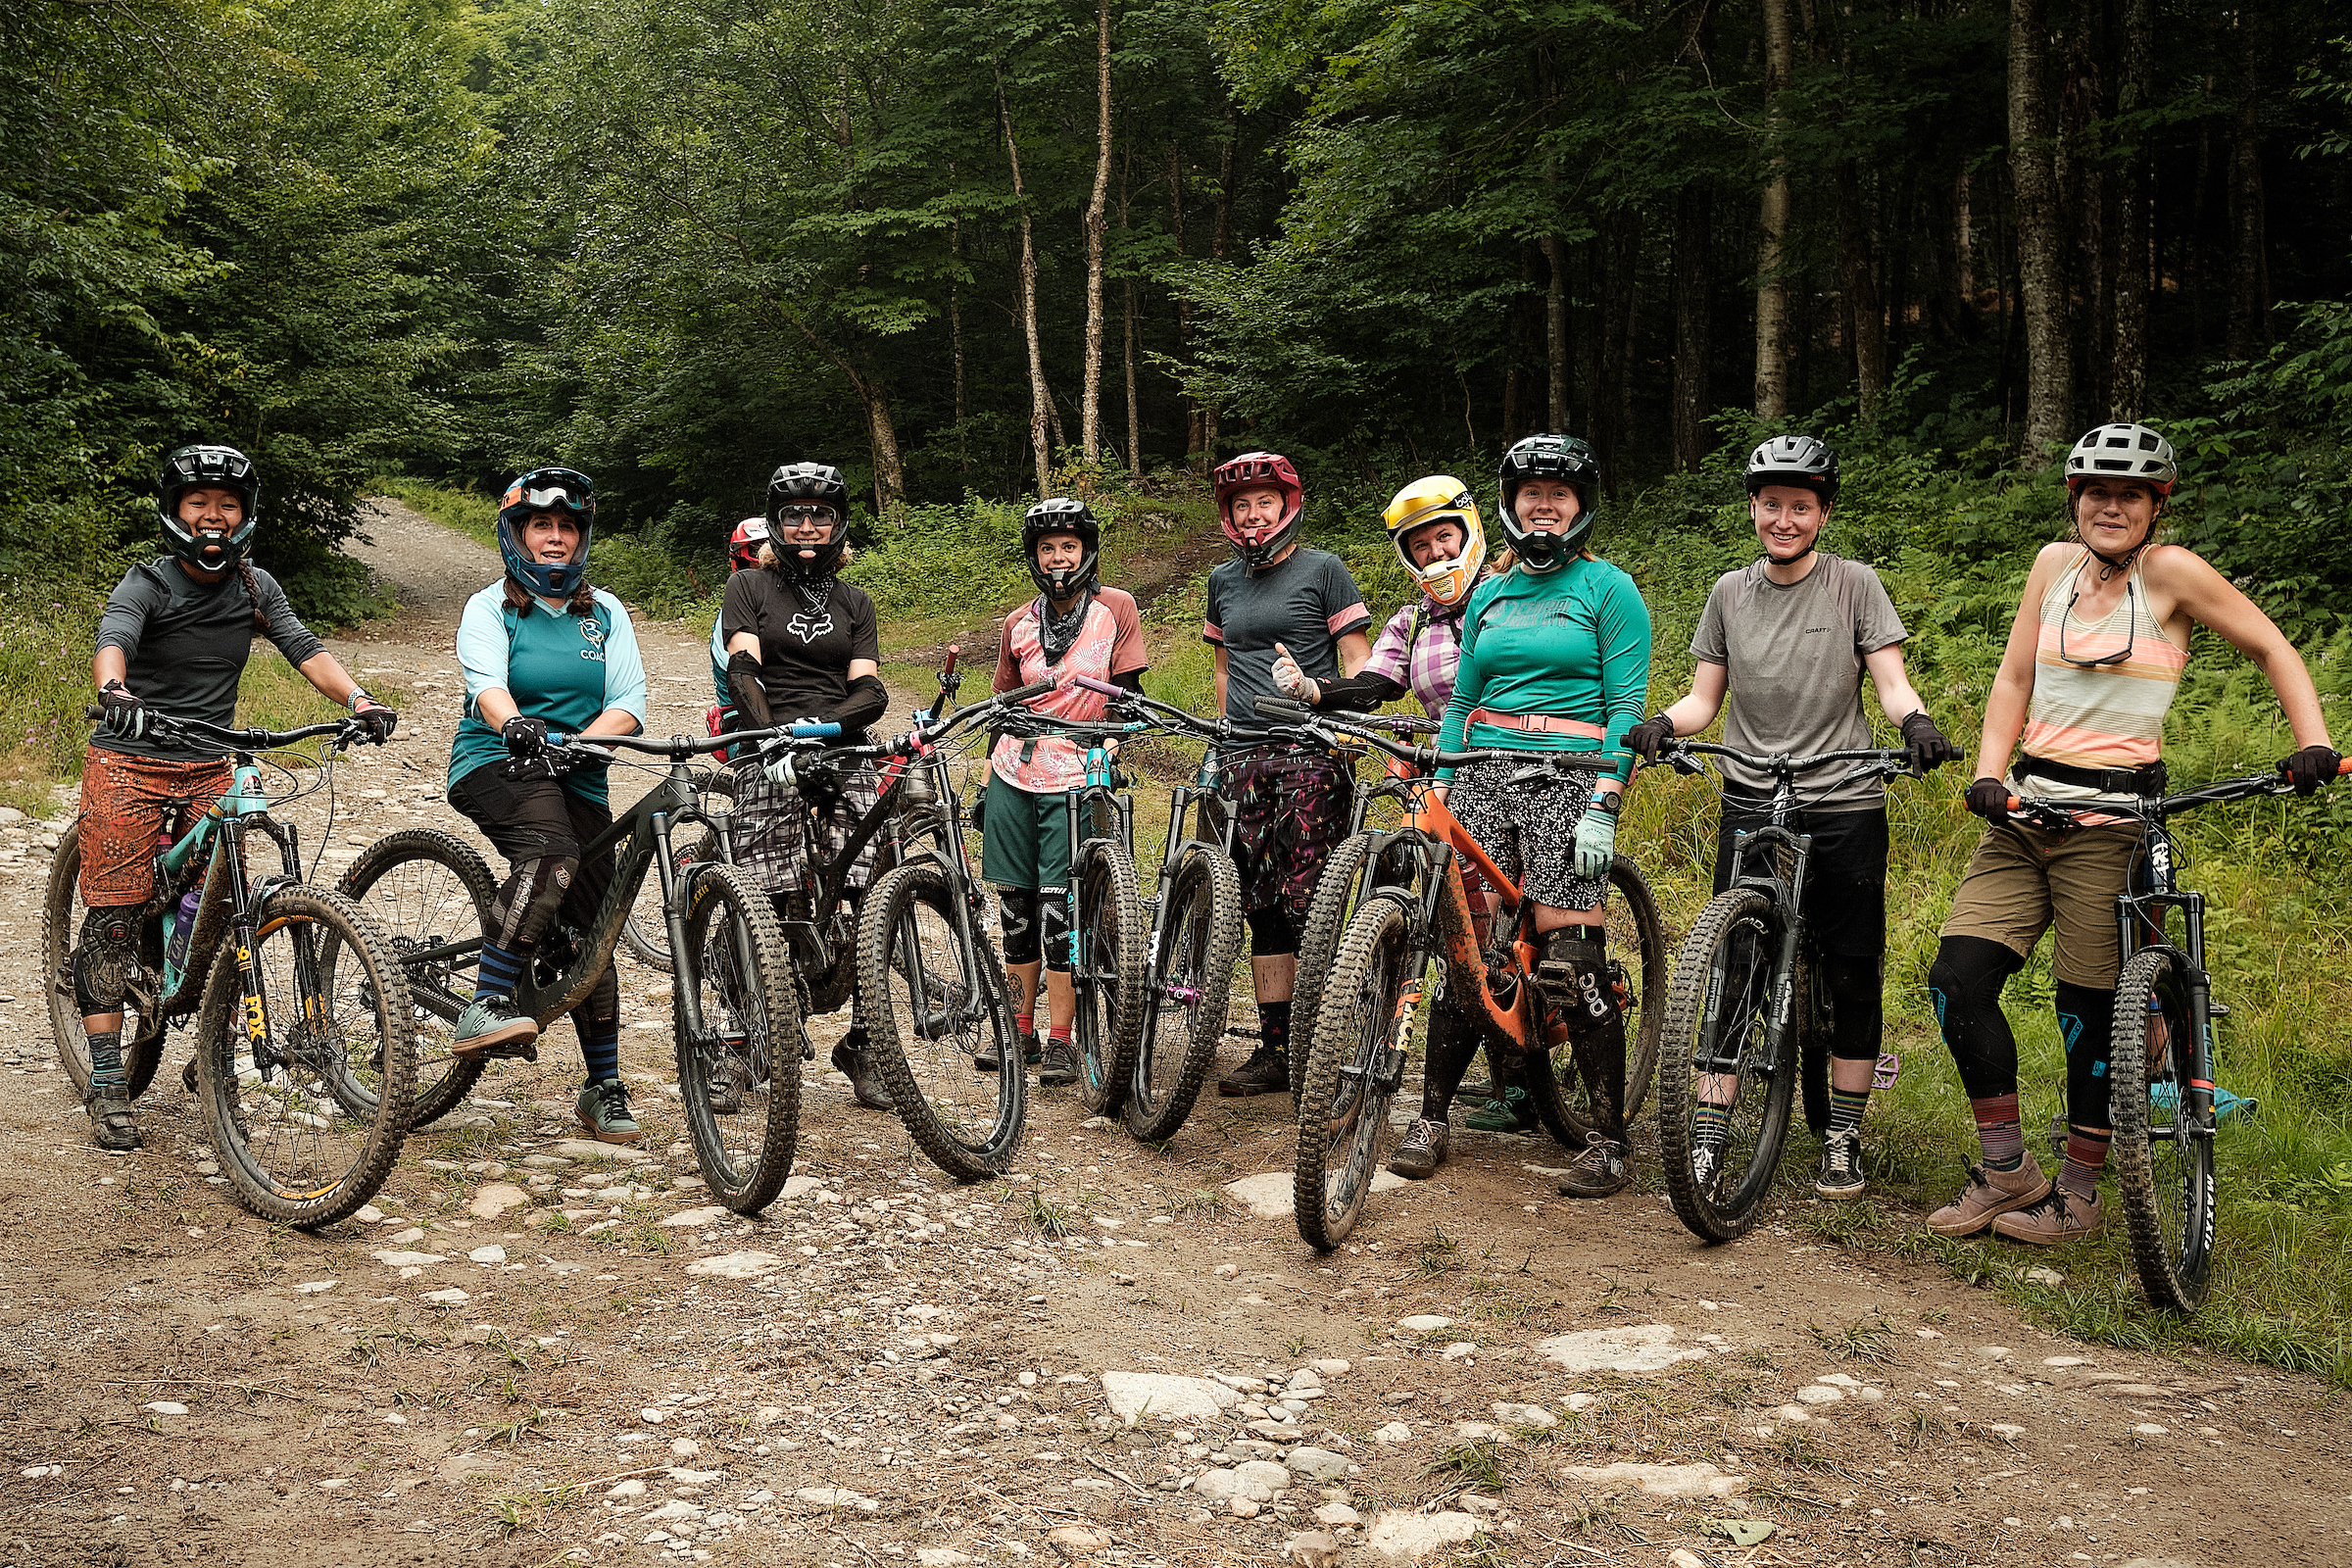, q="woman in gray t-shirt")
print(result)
[1623,437,1961,1202]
